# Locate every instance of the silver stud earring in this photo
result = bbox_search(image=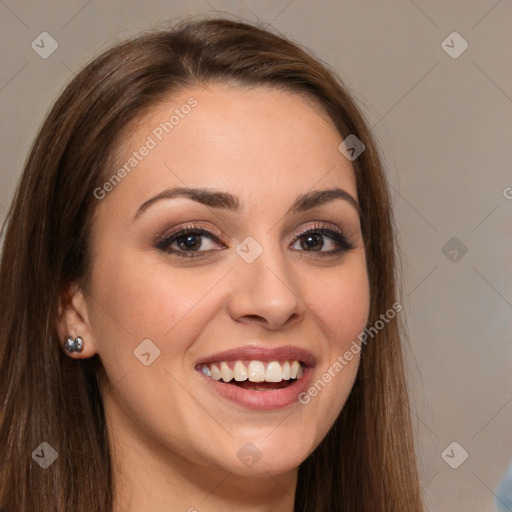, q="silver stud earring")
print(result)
[64,335,84,353]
